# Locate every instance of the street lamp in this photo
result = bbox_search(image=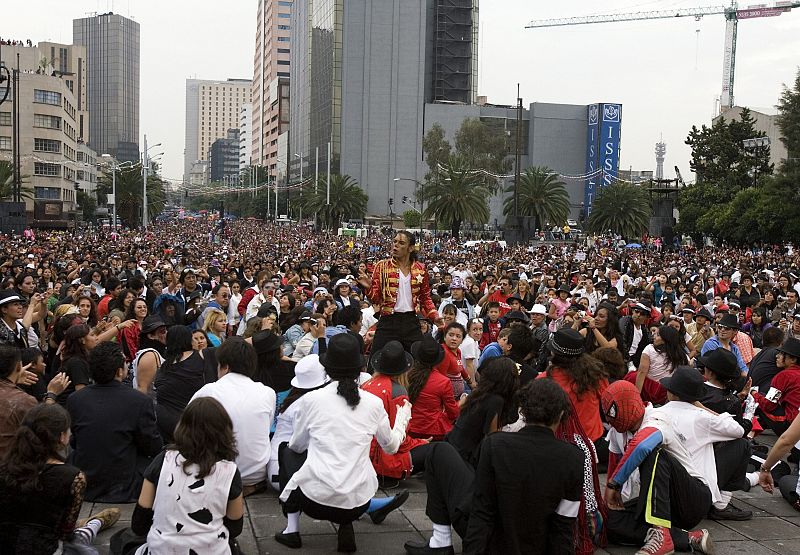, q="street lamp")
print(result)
[742,136,770,187]
[142,137,162,229]
[101,154,139,230]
